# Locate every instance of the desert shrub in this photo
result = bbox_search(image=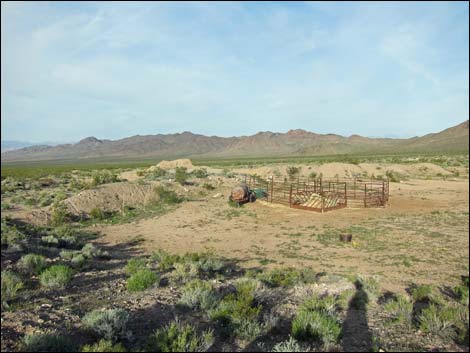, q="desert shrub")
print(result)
[22,333,76,352]
[175,167,188,185]
[91,170,119,186]
[287,166,301,179]
[41,235,60,247]
[154,186,182,205]
[152,249,181,270]
[301,294,338,316]
[454,280,469,306]
[17,254,47,275]
[193,255,226,277]
[357,276,380,302]
[385,170,400,183]
[1,217,26,247]
[50,202,70,226]
[1,202,11,210]
[145,167,167,179]
[384,294,413,325]
[257,268,316,288]
[291,294,341,345]
[173,262,199,284]
[272,336,305,352]
[411,284,434,302]
[291,309,341,345]
[418,304,458,339]
[90,207,107,220]
[179,280,219,311]
[71,253,87,268]
[39,265,73,289]
[81,243,109,259]
[124,258,147,276]
[192,169,208,178]
[209,279,262,338]
[336,289,355,310]
[82,309,130,342]
[127,269,158,292]
[202,183,215,191]
[81,339,126,352]
[59,249,81,260]
[308,171,318,179]
[1,270,23,305]
[145,321,214,352]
